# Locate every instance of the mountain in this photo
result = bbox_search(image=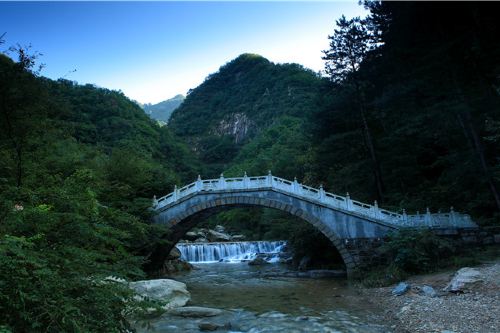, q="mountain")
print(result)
[143,94,185,124]
[169,53,326,176]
